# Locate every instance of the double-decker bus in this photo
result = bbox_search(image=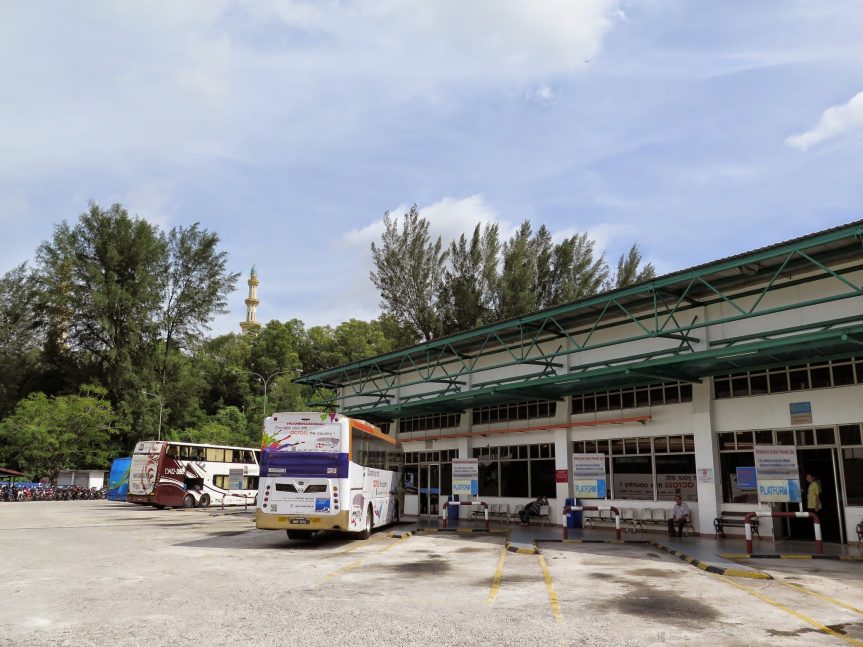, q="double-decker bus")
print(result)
[256,412,402,540]
[128,441,260,509]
